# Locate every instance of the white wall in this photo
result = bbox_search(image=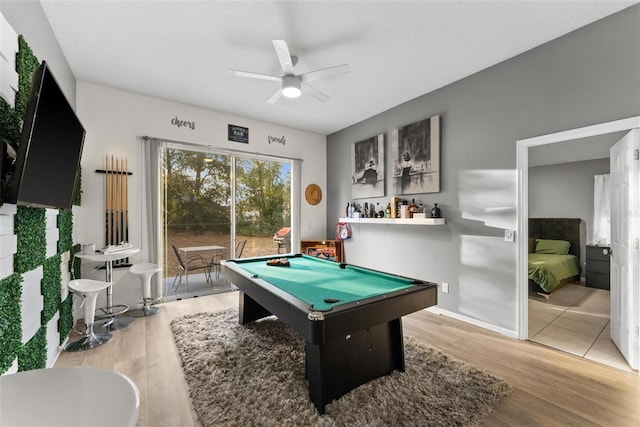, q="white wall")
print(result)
[0,1,76,107]
[75,81,327,309]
